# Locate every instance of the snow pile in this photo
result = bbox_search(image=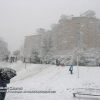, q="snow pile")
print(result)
[0,62,100,100]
